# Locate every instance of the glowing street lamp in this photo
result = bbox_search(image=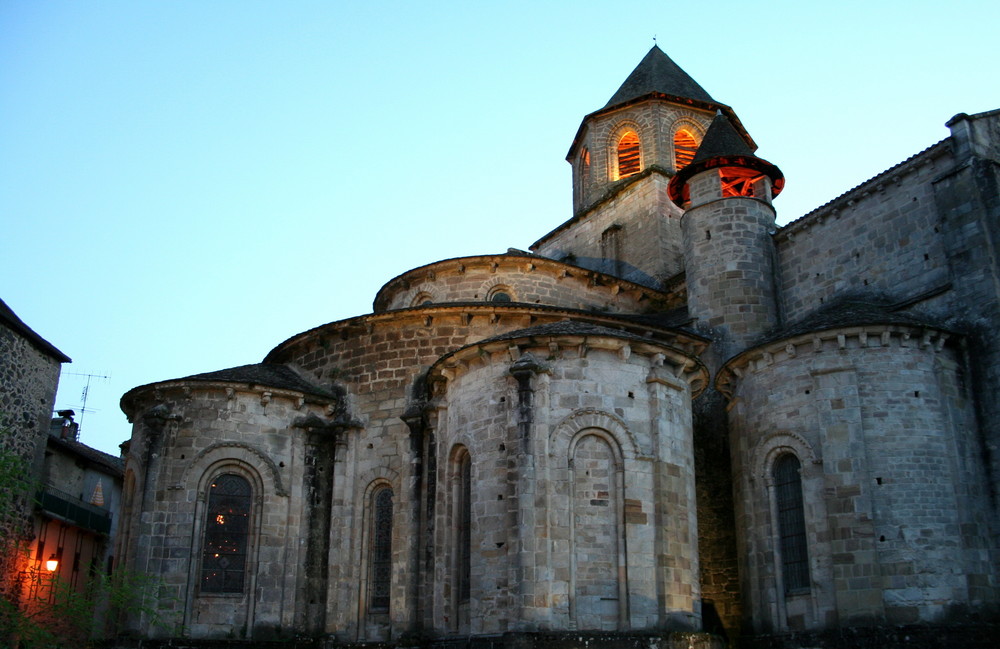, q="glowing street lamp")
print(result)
[44,554,59,572]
